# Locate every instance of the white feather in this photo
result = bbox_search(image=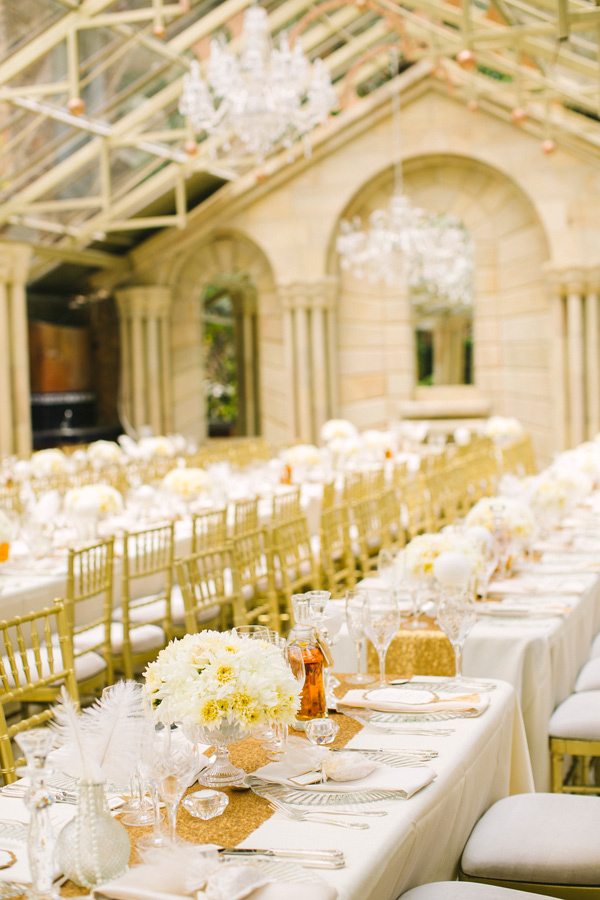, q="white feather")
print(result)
[52,681,148,786]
